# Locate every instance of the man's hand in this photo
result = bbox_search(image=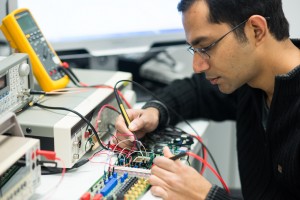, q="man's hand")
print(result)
[114,108,160,148]
[150,147,212,200]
